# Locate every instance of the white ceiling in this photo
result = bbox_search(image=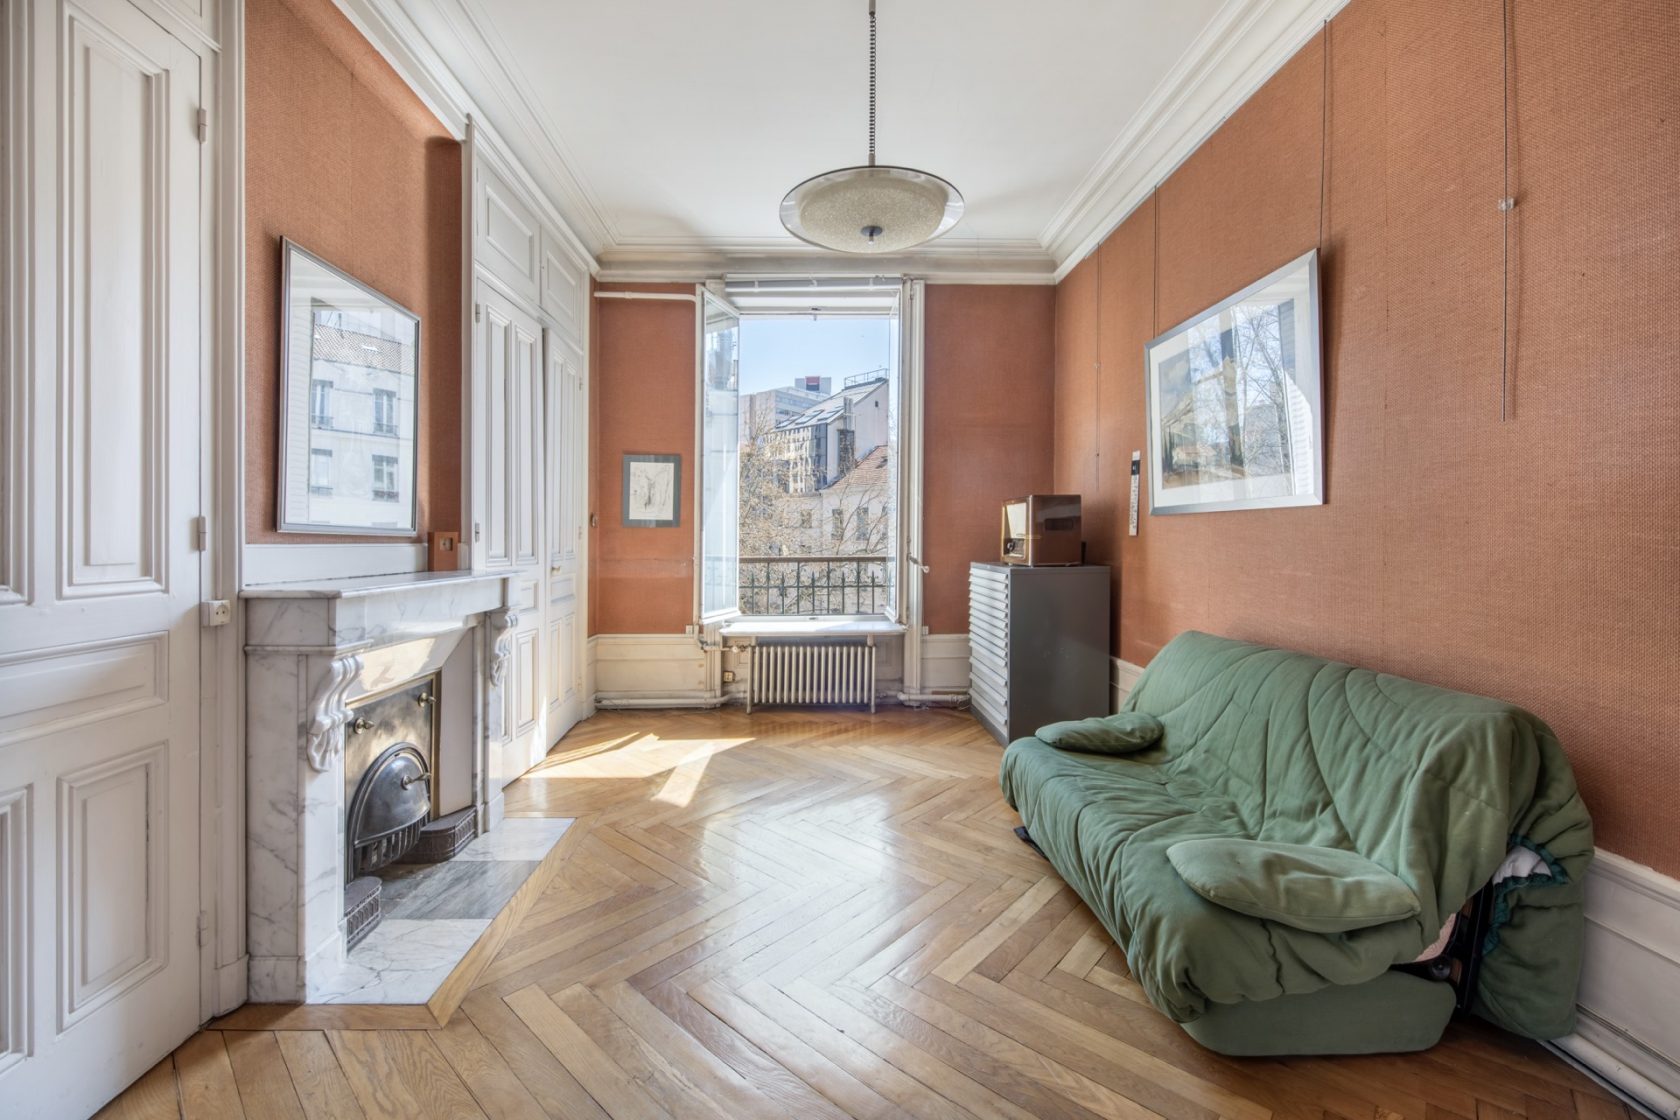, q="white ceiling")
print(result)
[384,0,1344,277]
